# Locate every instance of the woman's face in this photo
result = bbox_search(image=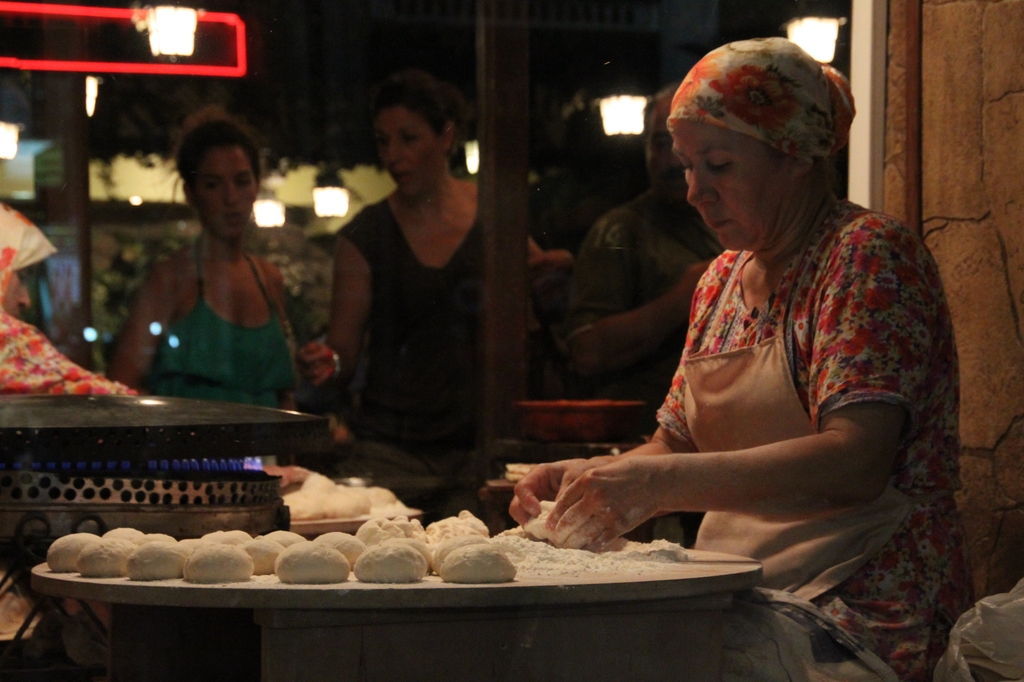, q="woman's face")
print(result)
[185,145,258,241]
[2,270,30,318]
[671,120,812,253]
[373,106,453,197]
